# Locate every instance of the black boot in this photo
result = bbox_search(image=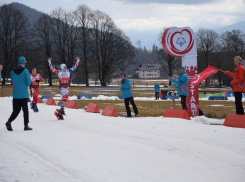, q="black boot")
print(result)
[57,107,65,115]
[5,121,13,131]
[24,125,33,131]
